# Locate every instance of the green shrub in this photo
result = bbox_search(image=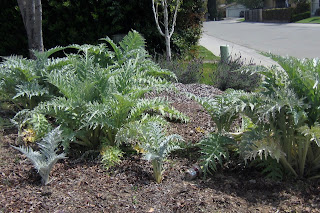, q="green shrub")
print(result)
[236,0,264,9]
[291,11,311,22]
[207,0,218,20]
[154,54,204,84]
[172,0,204,55]
[262,8,292,22]
[291,2,310,23]
[211,57,263,92]
[292,2,310,14]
